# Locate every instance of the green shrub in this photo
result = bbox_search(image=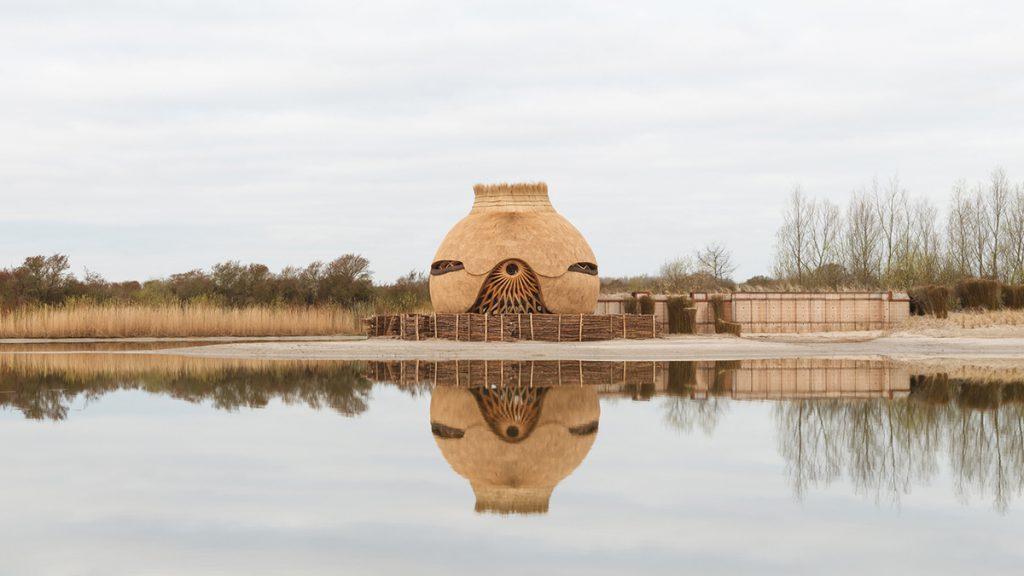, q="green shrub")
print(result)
[638,295,656,315]
[622,296,639,314]
[956,279,1002,310]
[909,285,950,318]
[667,296,695,334]
[929,285,951,318]
[908,287,927,316]
[1003,285,1024,309]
